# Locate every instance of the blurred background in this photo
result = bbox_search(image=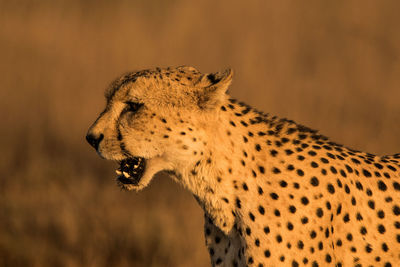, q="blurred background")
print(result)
[1,0,399,266]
